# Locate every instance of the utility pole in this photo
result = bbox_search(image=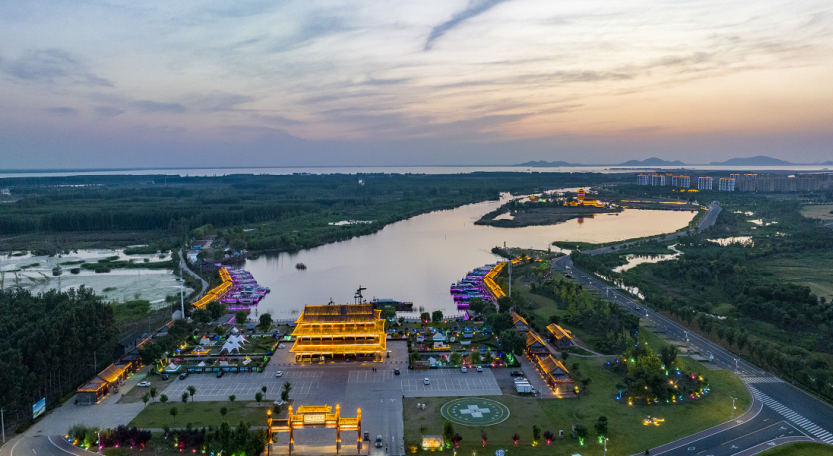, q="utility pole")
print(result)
[2,407,5,443]
[94,351,97,373]
[508,258,512,297]
[180,268,185,320]
[730,396,737,419]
